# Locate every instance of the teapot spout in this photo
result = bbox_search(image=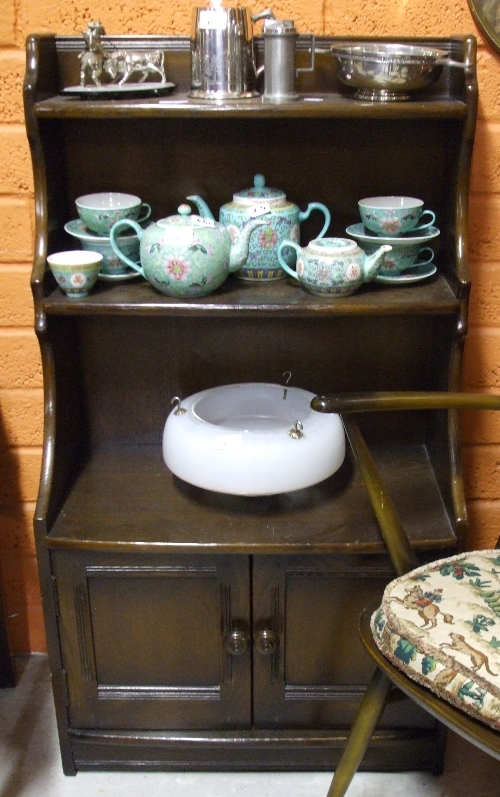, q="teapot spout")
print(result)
[363,244,392,281]
[186,194,215,220]
[229,218,266,270]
